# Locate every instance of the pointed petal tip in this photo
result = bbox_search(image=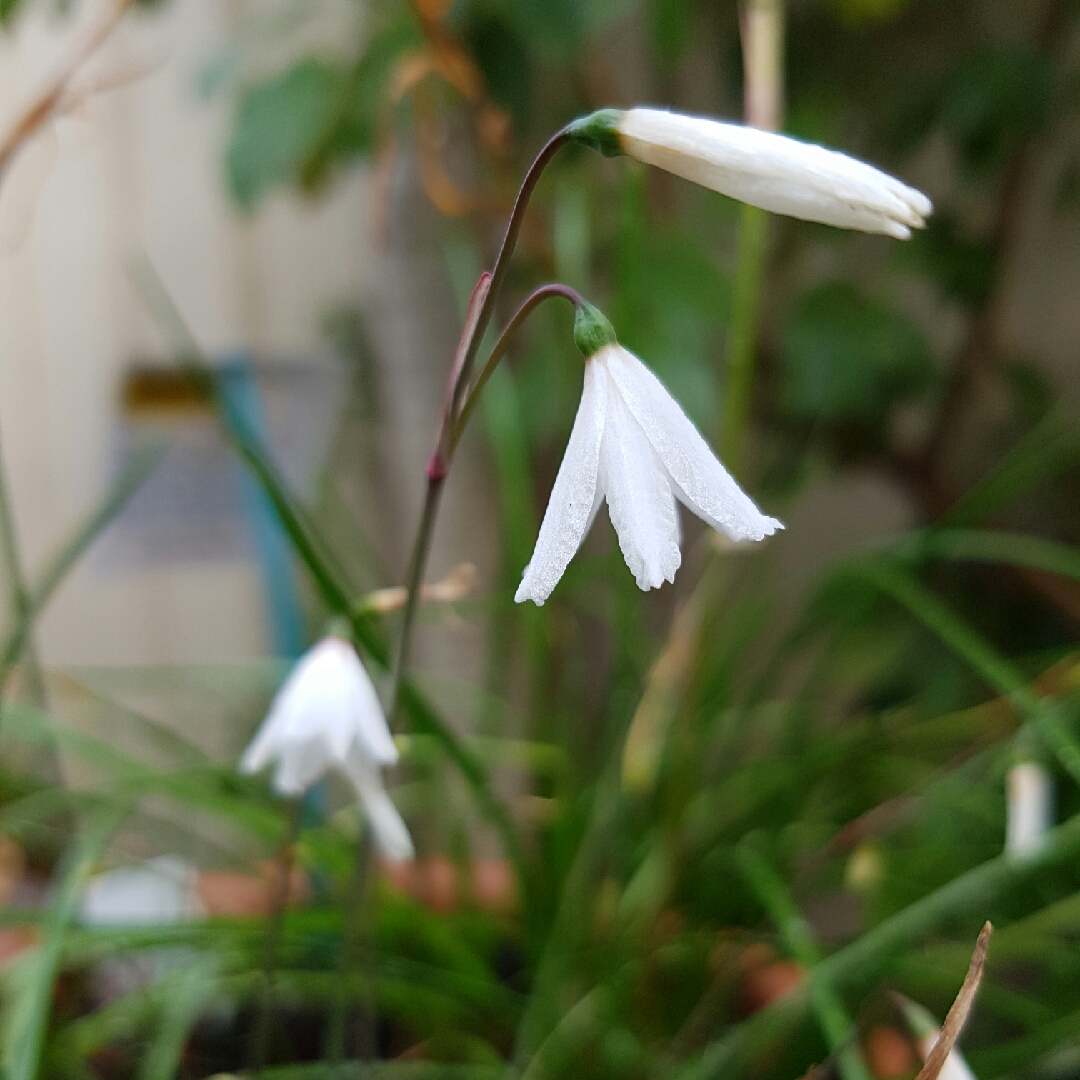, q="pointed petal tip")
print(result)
[909,190,933,219]
[238,741,268,776]
[514,589,547,607]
